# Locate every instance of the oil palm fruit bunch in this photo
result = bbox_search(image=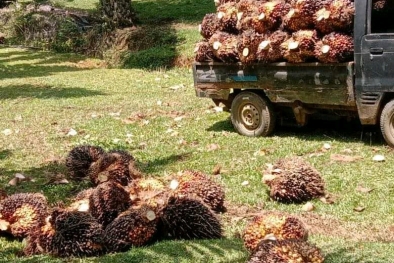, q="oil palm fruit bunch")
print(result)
[314,0,354,34]
[0,193,48,238]
[243,213,308,252]
[283,0,326,32]
[23,217,55,256]
[128,177,166,201]
[257,30,289,63]
[169,170,225,213]
[48,208,105,257]
[217,2,239,34]
[263,157,325,203]
[200,13,220,39]
[247,239,324,263]
[209,31,239,62]
[315,32,353,63]
[373,0,387,11]
[237,30,265,64]
[89,181,131,227]
[194,40,216,62]
[159,195,223,240]
[88,150,140,186]
[67,188,95,212]
[65,145,105,180]
[252,1,291,33]
[236,0,259,32]
[281,29,318,63]
[104,205,159,252]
